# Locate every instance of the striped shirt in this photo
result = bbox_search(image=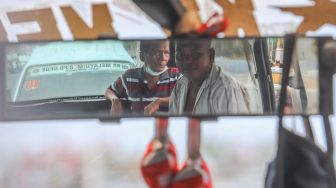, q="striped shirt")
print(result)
[110,67,181,114]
